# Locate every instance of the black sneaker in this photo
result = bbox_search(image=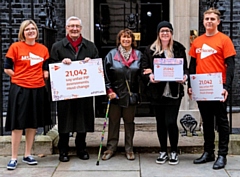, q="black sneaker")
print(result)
[22,156,38,165]
[7,159,17,170]
[156,152,169,164]
[169,151,179,165]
